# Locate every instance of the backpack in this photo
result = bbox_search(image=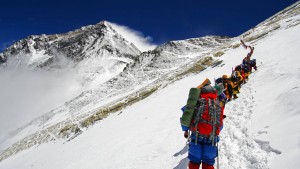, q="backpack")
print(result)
[242,64,250,73]
[231,70,242,82]
[231,71,238,81]
[191,85,223,144]
[215,77,223,85]
[181,85,223,145]
[250,59,256,67]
